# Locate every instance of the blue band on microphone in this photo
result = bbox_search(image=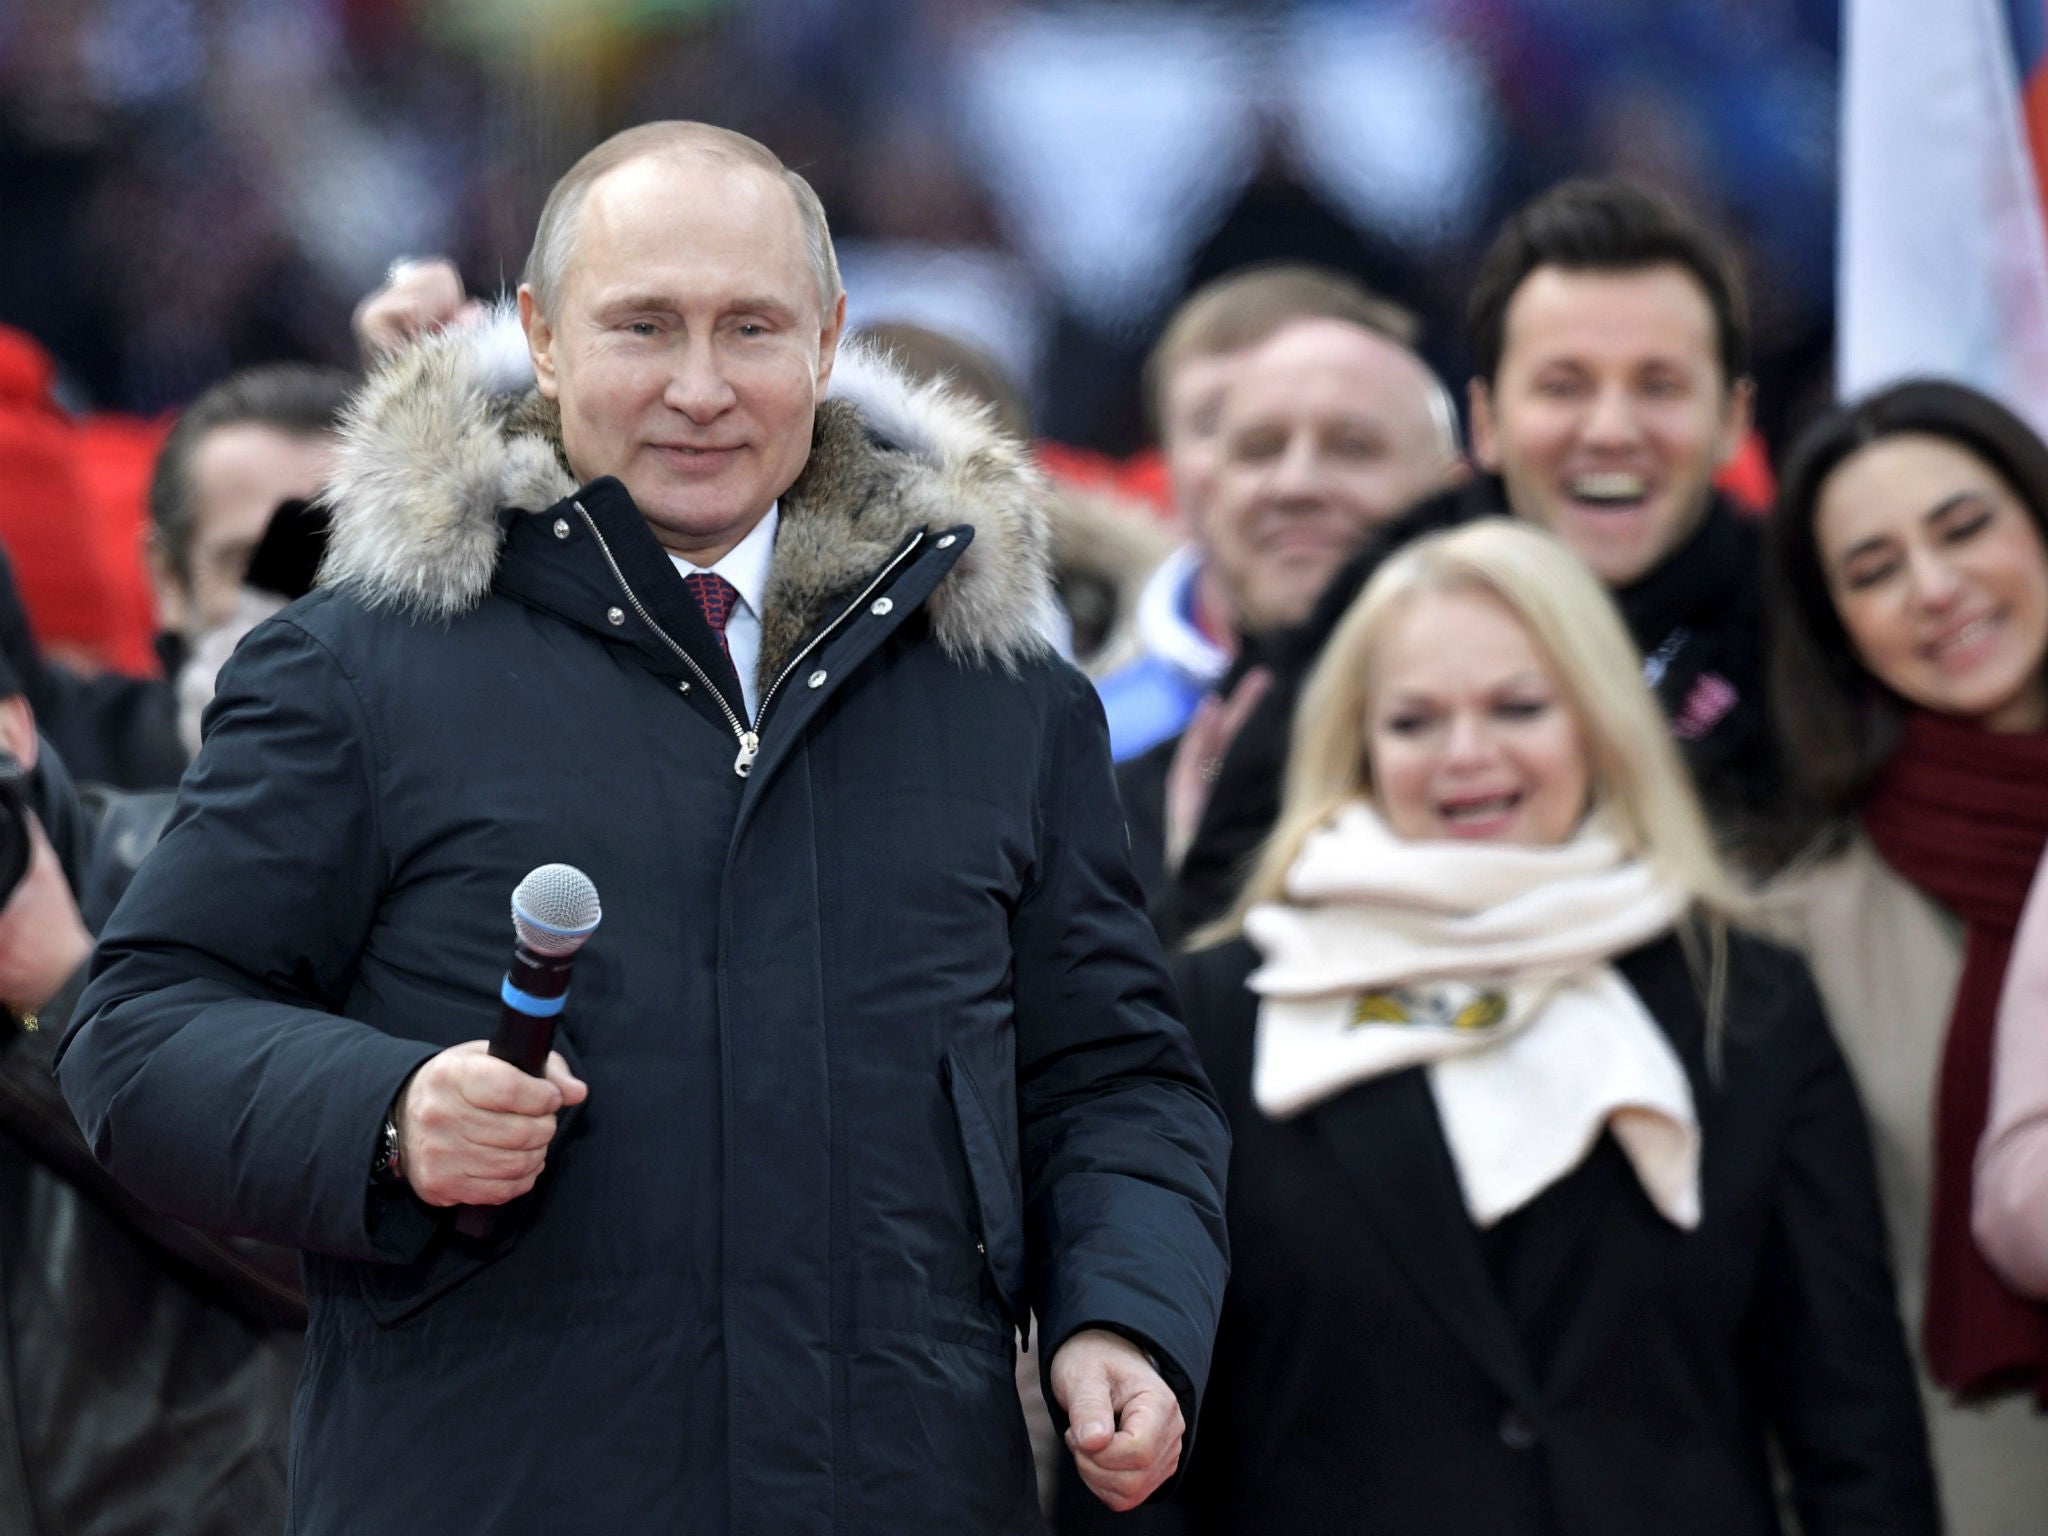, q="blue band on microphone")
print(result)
[501,976,568,1017]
